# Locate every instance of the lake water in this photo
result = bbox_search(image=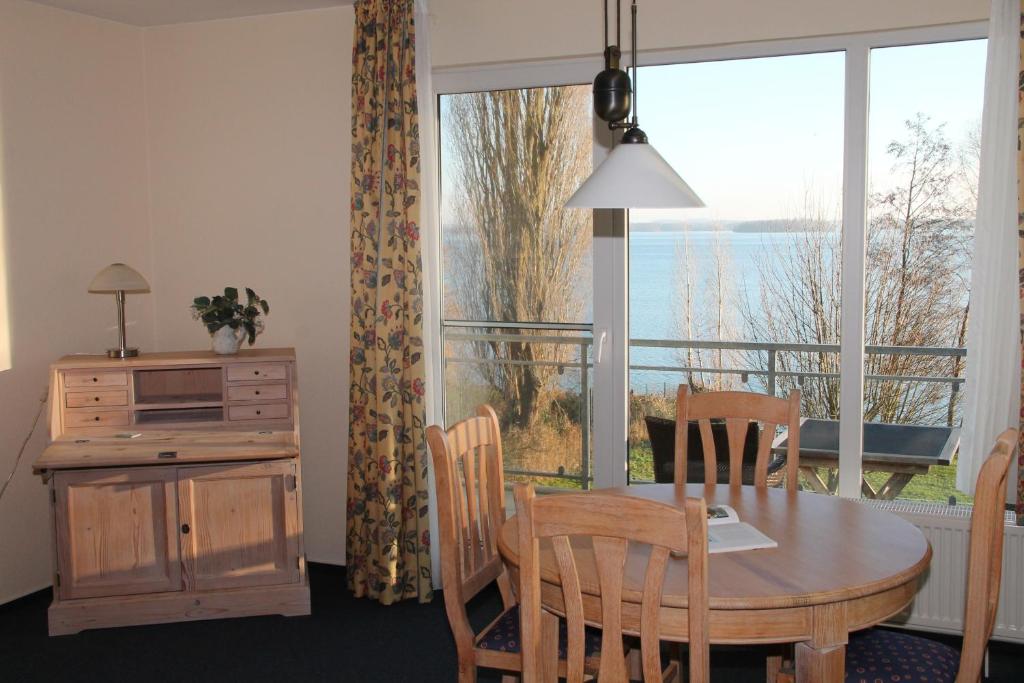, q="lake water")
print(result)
[628,230,815,392]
